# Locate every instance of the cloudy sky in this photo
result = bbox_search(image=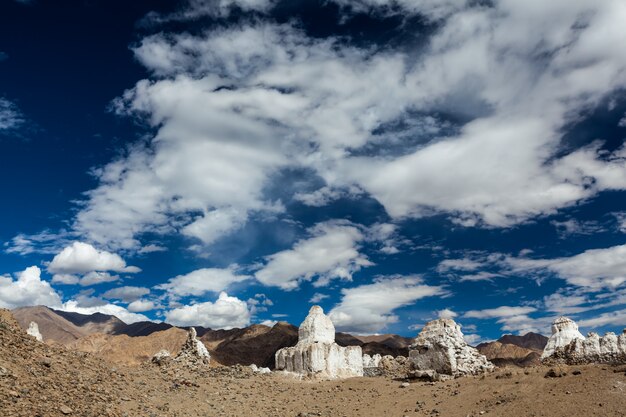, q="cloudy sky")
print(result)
[1,0,626,341]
